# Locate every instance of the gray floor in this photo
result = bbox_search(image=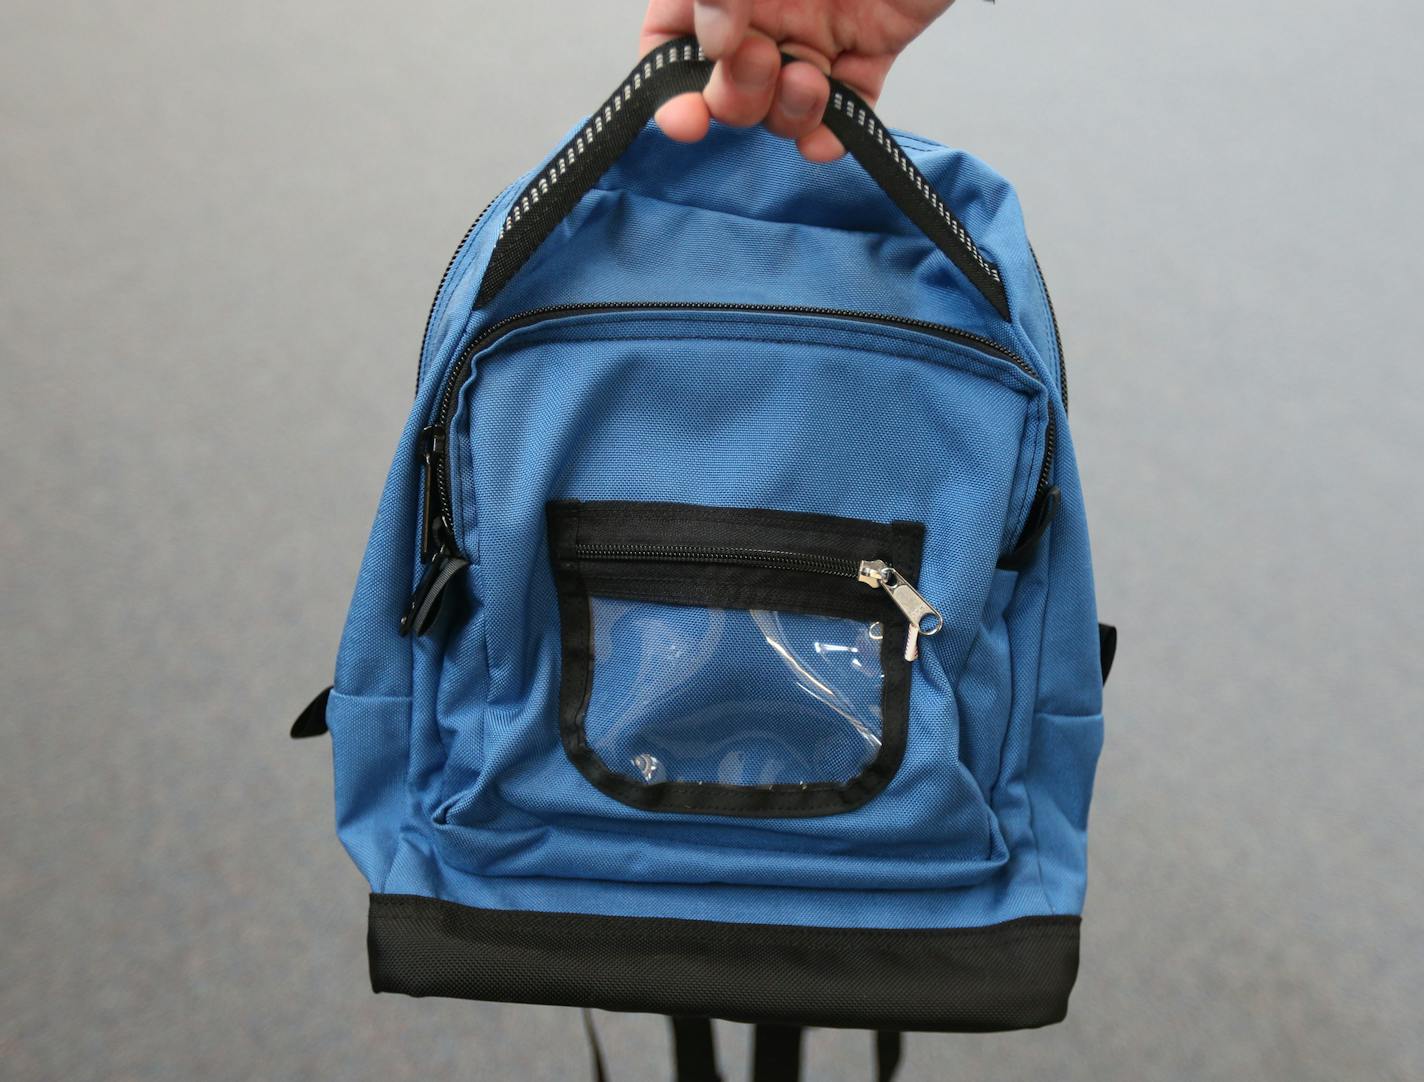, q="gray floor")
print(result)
[3,1,1421,1079]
